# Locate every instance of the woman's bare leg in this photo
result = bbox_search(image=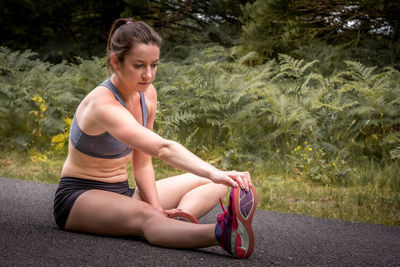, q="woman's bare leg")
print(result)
[65,189,220,248]
[133,173,228,218]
